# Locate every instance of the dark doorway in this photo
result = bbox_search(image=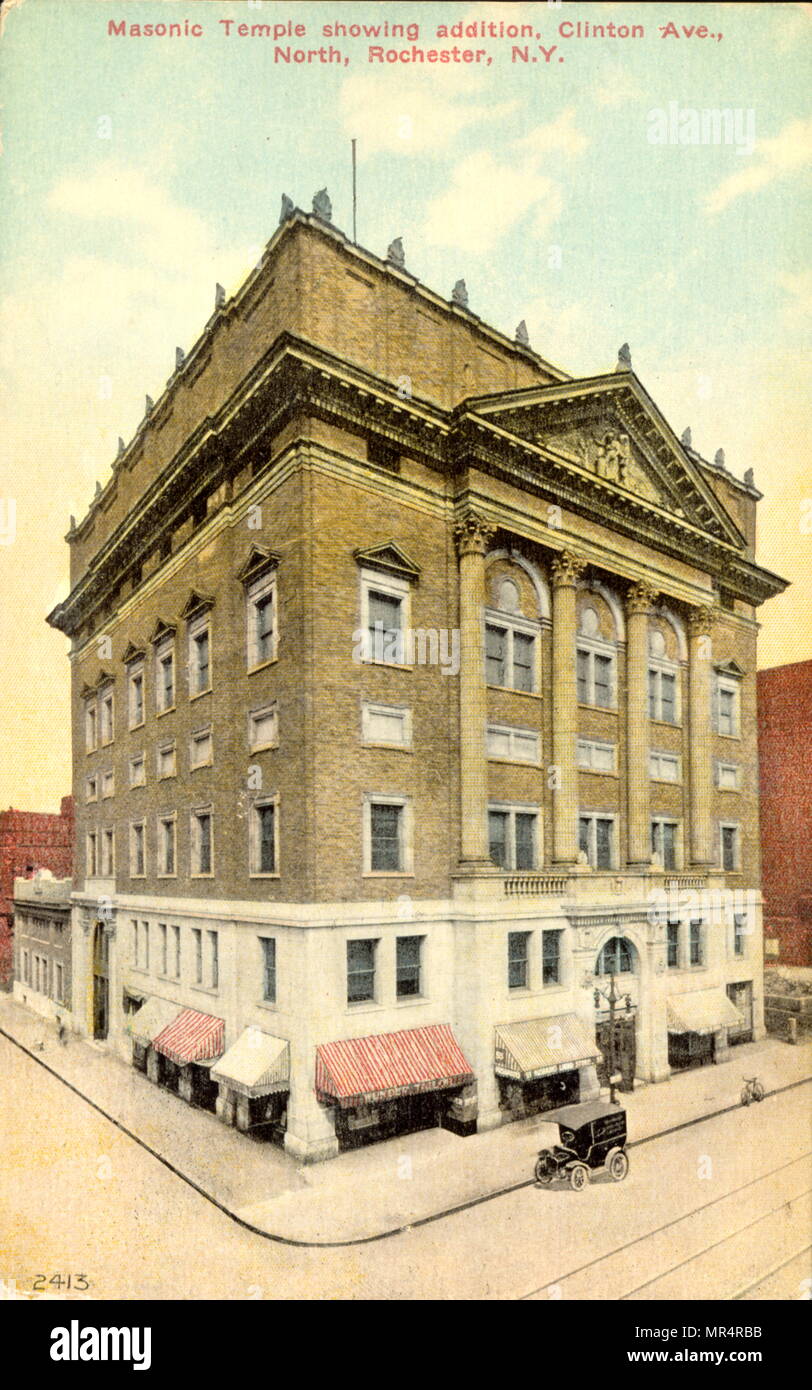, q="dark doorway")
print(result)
[596,1016,636,1090]
[668,1030,715,1071]
[92,923,109,1040]
[727,982,754,1045]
